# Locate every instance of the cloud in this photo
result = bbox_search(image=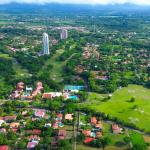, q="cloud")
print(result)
[0,0,150,5]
